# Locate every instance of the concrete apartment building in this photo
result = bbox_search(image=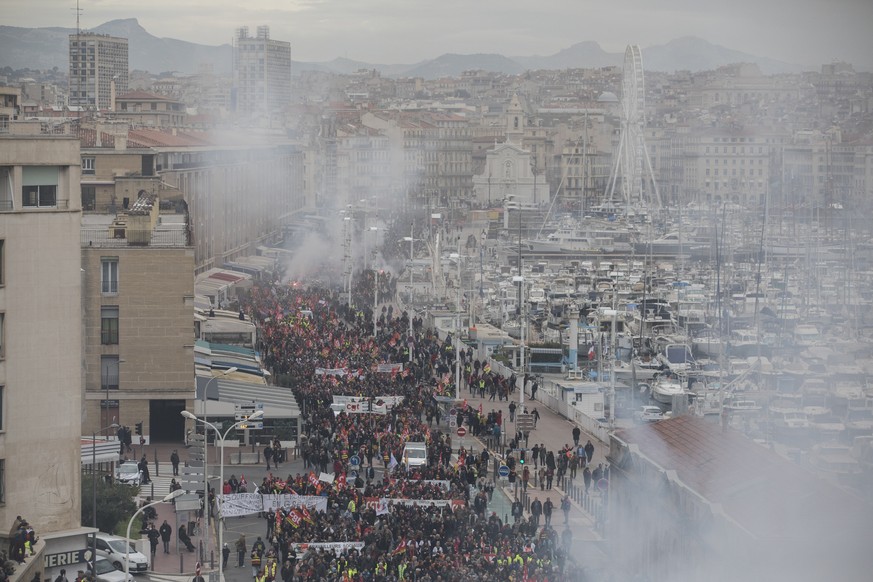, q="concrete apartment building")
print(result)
[0,86,21,130]
[81,192,195,441]
[0,122,88,580]
[233,26,291,118]
[78,121,306,274]
[68,33,129,111]
[114,90,187,127]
